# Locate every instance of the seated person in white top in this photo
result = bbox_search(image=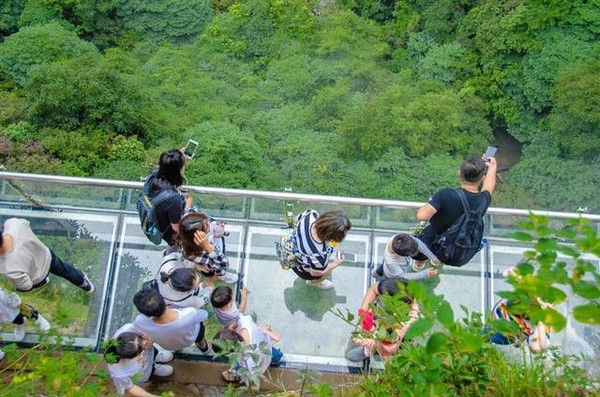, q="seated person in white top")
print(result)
[210,286,249,328]
[132,288,210,353]
[156,253,214,309]
[105,323,174,397]
[0,218,94,293]
[373,233,440,280]
[214,314,283,385]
